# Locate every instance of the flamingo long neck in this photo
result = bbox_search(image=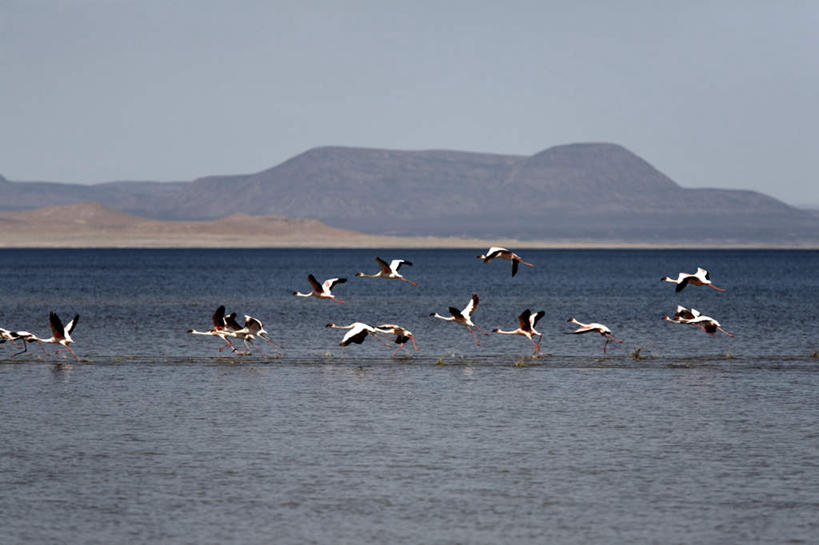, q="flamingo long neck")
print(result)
[493,328,521,335]
[328,323,356,330]
[431,313,455,321]
[294,291,312,297]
